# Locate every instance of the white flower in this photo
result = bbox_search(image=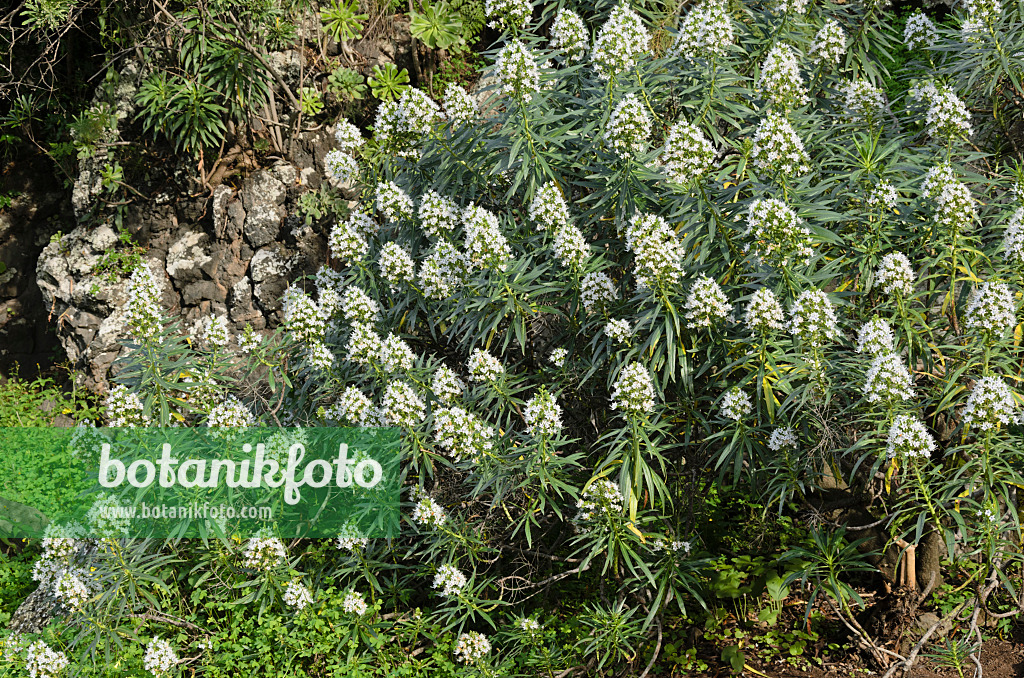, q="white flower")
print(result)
[432,365,465,403]
[327,386,375,426]
[342,589,368,615]
[1002,207,1024,264]
[864,353,915,405]
[336,522,369,552]
[743,197,813,267]
[334,118,364,152]
[442,84,476,125]
[592,4,650,80]
[86,492,131,537]
[26,641,69,678]
[773,0,808,14]
[346,322,383,365]
[744,288,787,334]
[603,94,651,156]
[553,224,590,270]
[412,494,448,527]
[756,44,808,110]
[524,390,562,437]
[842,80,887,126]
[789,289,841,348]
[395,87,443,137]
[378,242,416,290]
[810,20,846,65]
[237,324,263,353]
[463,205,511,271]
[963,376,1017,432]
[105,384,149,427]
[494,39,541,101]
[550,8,588,61]
[550,348,568,367]
[485,0,531,31]
[518,617,541,633]
[660,118,715,185]
[468,348,505,382]
[373,99,403,145]
[123,265,164,342]
[575,478,624,523]
[581,271,618,313]
[684,274,733,329]
[207,395,256,427]
[965,282,1016,334]
[53,568,95,610]
[143,639,178,677]
[605,318,632,343]
[324,149,359,183]
[867,181,899,213]
[751,111,810,176]
[720,387,753,421]
[904,11,938,50]
[529,183,571,231]
[376,181,415,223]
[671,1,734,61]
[379,333,417,373]
[433,564,468,597]
[418,191,461,238]
[434,406,495,461]
[381,381,426,428]
[454,632,491,664]
[768,427,798,451]
[922,164,976,234]
[340,286,379,325]
[283,581,314,611]
[242,532,287,570]
[419,240,467,298]
[306,340,335,371]
[283,286,328,343]
[193,314,231,348]
[886,415,935,459]
[328,217,369,265]
[856,316,895,355]
[875,252,915,296]
[624,213,684,291]
[611,362,656,415]
[925,87,972,141]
